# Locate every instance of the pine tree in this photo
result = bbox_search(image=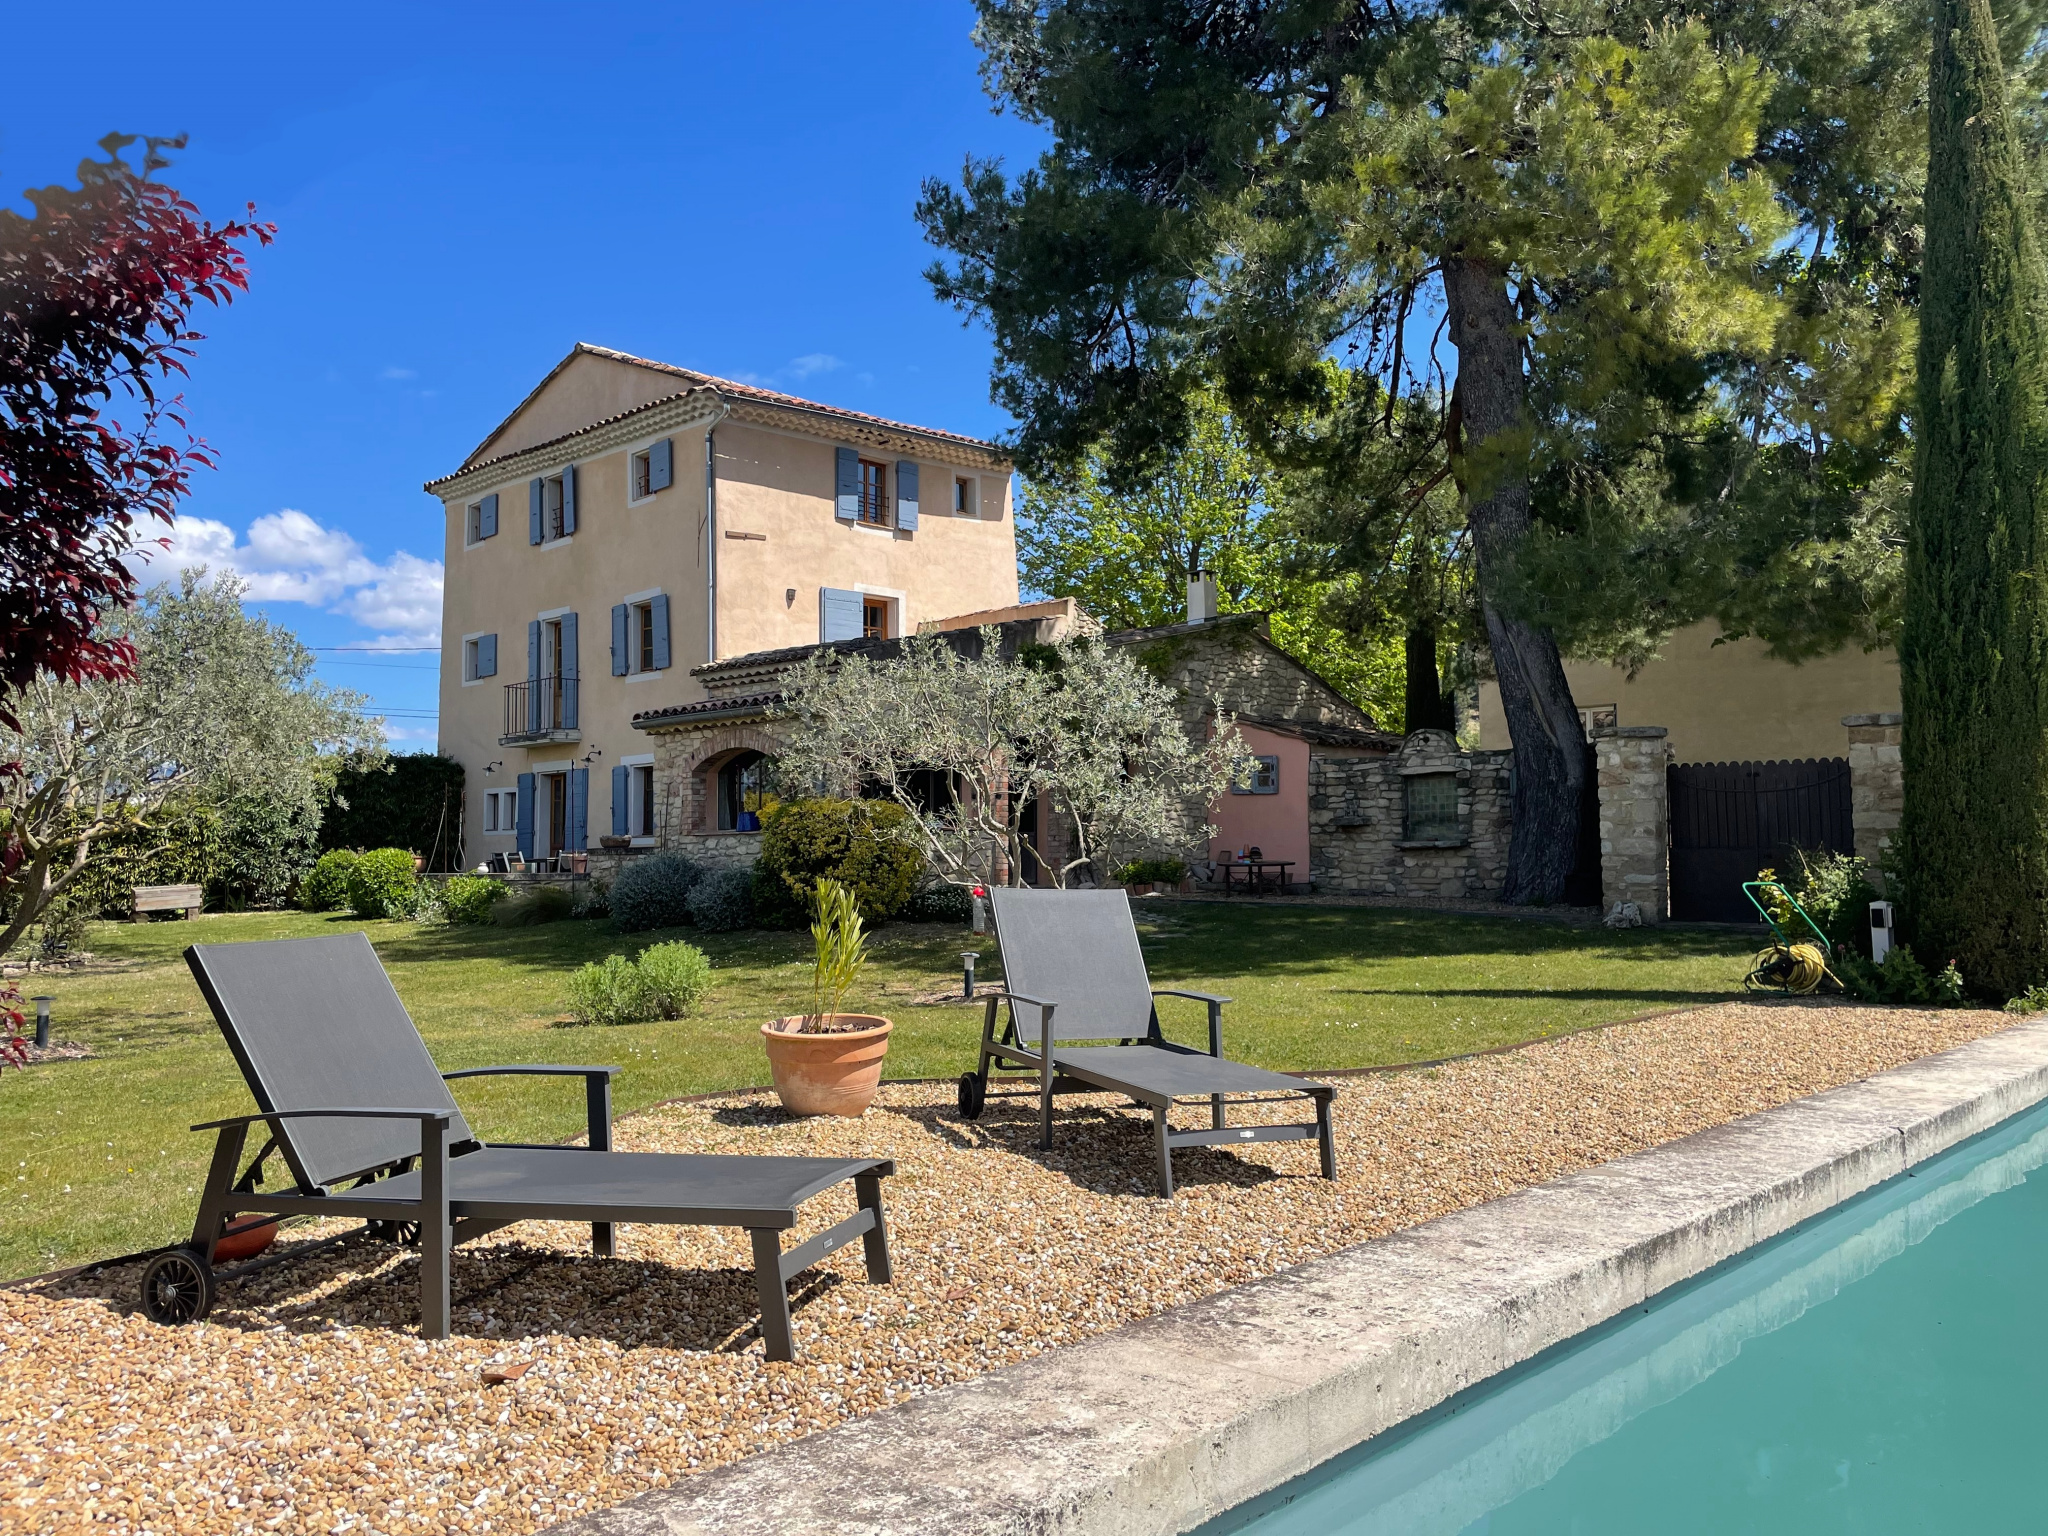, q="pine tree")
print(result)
[1898,0,2048,997]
